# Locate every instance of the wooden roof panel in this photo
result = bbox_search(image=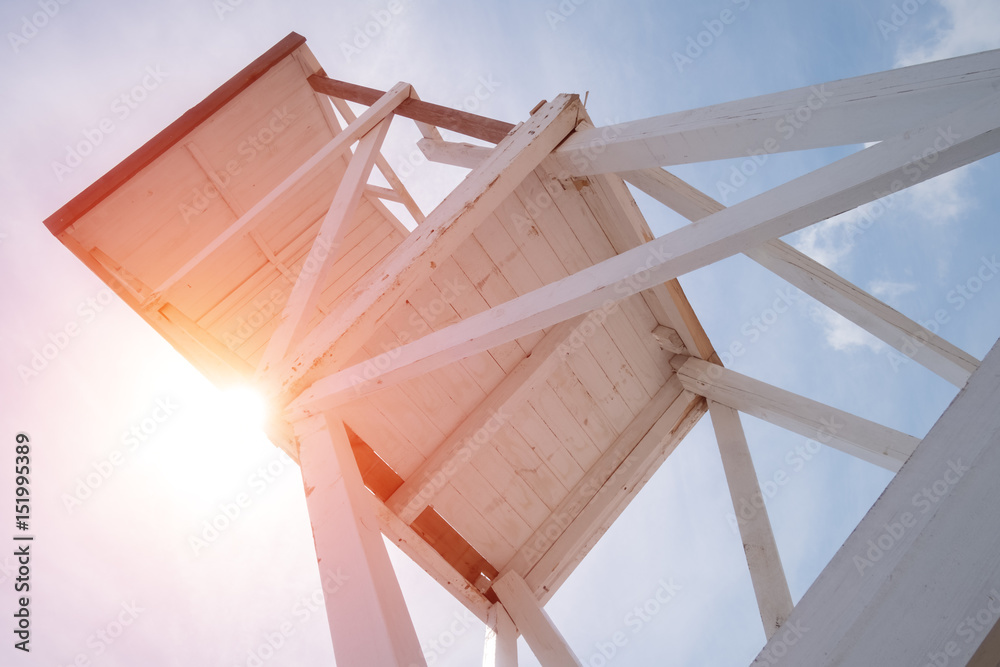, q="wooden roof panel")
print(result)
[44,32,715,613]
